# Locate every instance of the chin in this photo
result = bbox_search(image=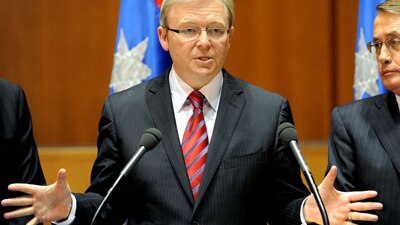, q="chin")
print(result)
[193,68,216,77]
[383,80,400,93]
